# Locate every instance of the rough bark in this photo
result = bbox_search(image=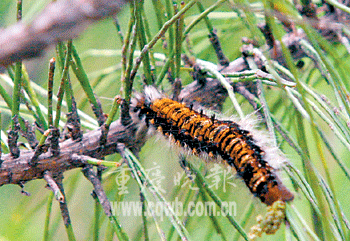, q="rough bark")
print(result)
[0,119,143,186]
